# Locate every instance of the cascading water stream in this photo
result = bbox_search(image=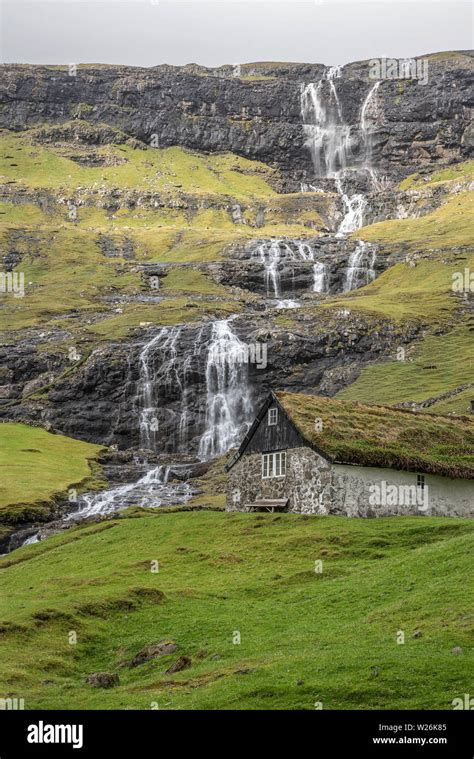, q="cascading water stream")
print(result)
[301,70,385,235]
[335,176,368,236]
[198,318,253,460]
[21,318,254,540]
[138,326,182,450]
[301,68,385,291]
[313,261,328,293]
[55,327,198,525]
[344,241,377,291]
[254,240,282,297]
[252,239,328,298]
[66,464,193,520]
